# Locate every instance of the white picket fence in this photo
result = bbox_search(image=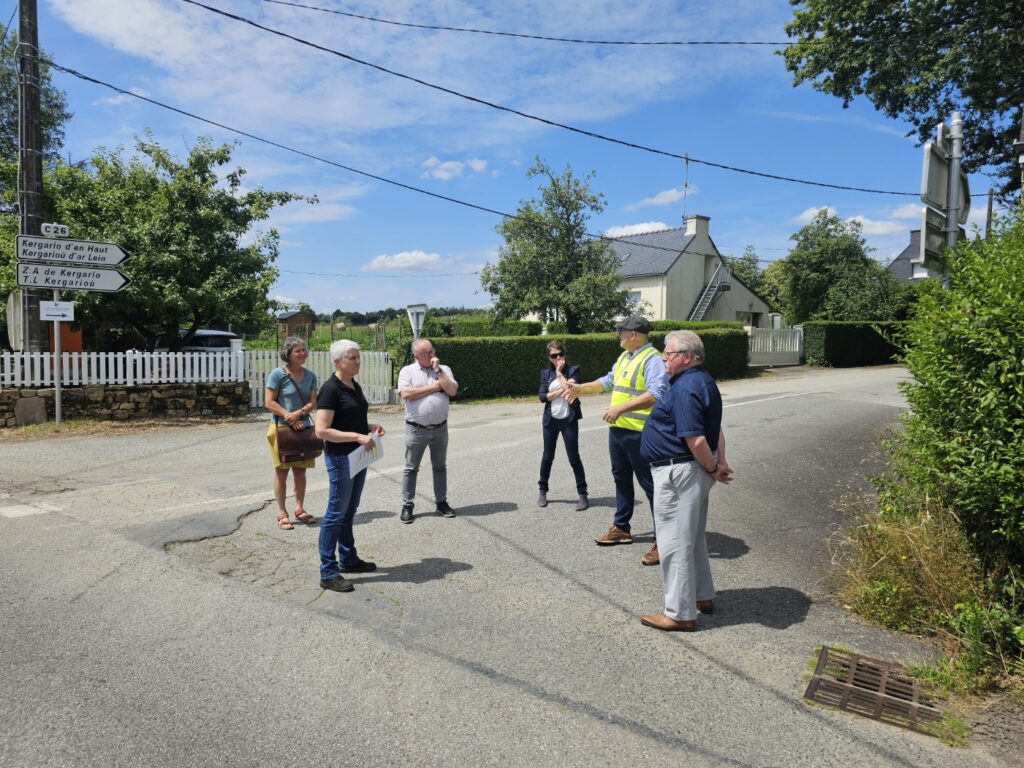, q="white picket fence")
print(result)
[0,349,394,405]
[247,350,392,407]
[1,350,247,387]
[748,328,803,366]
